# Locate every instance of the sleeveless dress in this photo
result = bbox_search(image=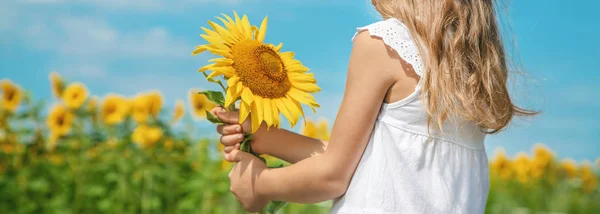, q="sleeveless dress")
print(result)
[330,18,490,214]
